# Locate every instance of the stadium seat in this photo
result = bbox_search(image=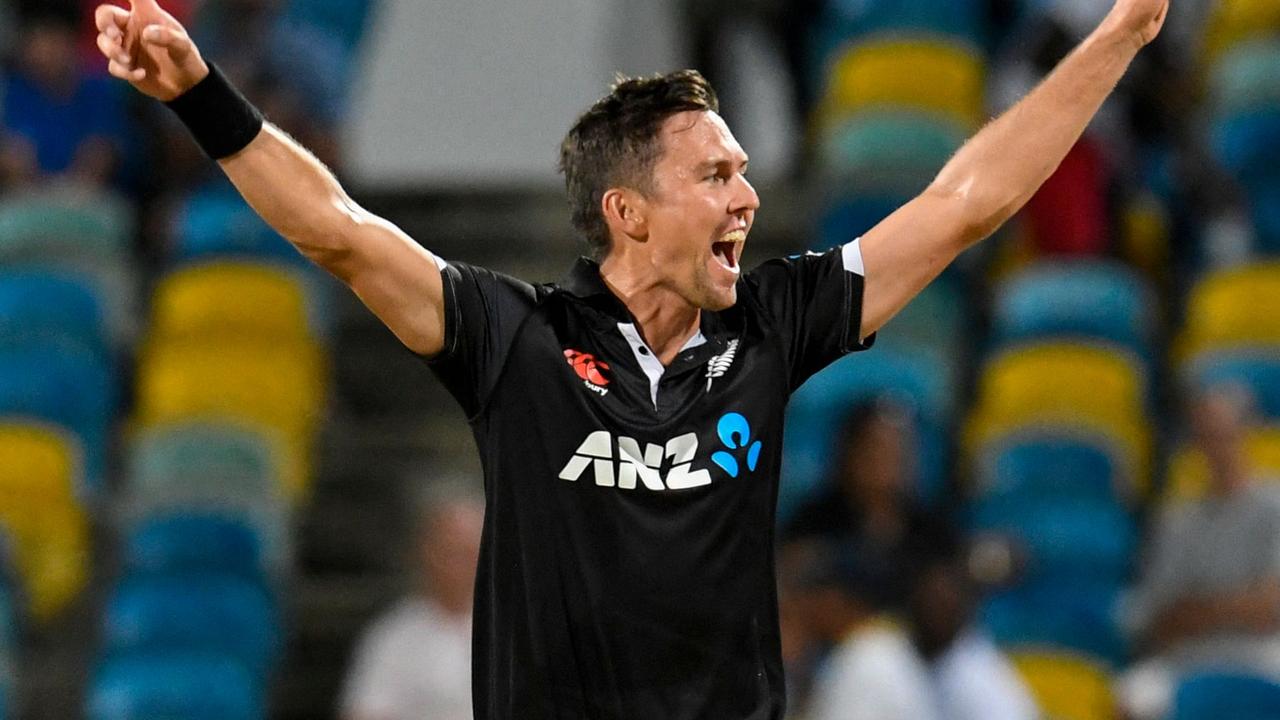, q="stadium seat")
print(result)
[172,184,301,266]
[1171,671,1280,720]
[1252,182,1280,253]
[1209,40,1280,118]
[0,270,108,359]
[817,38,986,129]
[809,0,987,69]
[981,581,1128,666]
[135,339,324,497]
[0,344,114,493]
[284,0,375,55]
[86,651,263,720]
[878,274,966,357]
[816,193,910,250]
[970,430,1135,505]
[991,260,1155,357]
[1183,350,1280,420]
[0,503,90,622]
[1209,109,1280,190]
[126,422,283,503]
[1010,651,1116,720]
[149,261,313,343]
[1204,0,1280,62]
[816,111,966,184]
[101,573,281,675]
[0,422,81,506]
[784,346,954,513]
[123,512,265,580]
[970,495,1136,586]
[0,189,132,260]
[1180,262,1280,357]
[1164,426,1280,502]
